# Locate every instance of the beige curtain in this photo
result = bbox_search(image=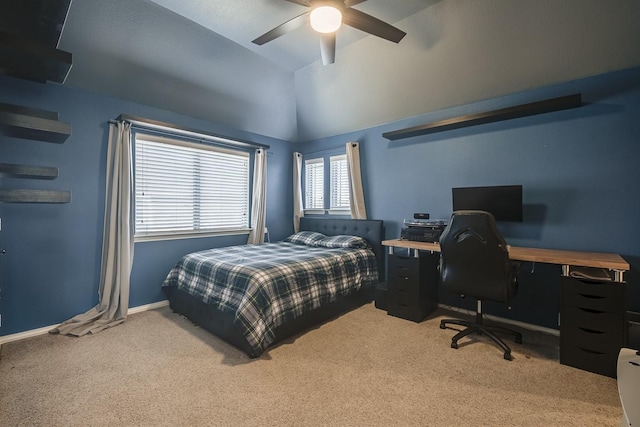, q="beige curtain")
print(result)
[247,148,267,244]
[346,142,367,219]
[51,121,134,336]
[293,152,304,232]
